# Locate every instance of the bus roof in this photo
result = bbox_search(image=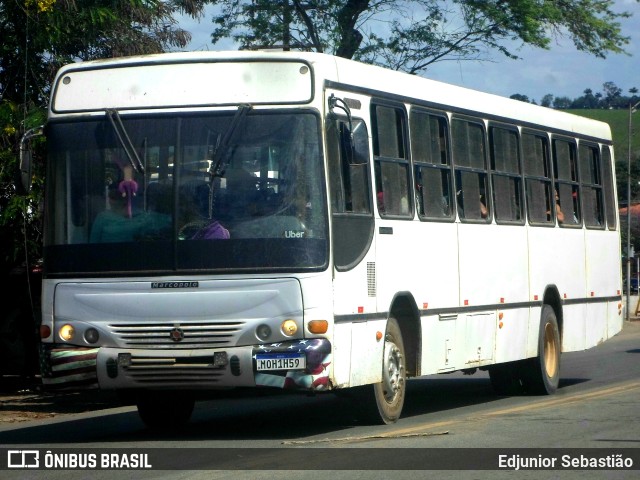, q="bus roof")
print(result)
[51,50,611,142]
